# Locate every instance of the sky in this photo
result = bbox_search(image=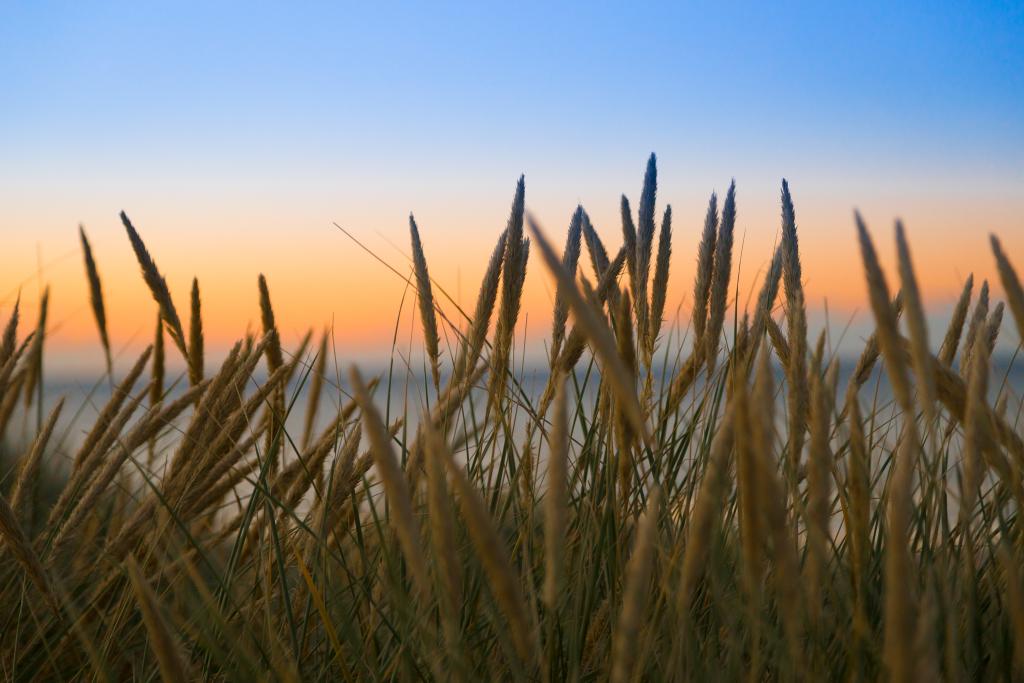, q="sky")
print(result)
[1,1,1022,373]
